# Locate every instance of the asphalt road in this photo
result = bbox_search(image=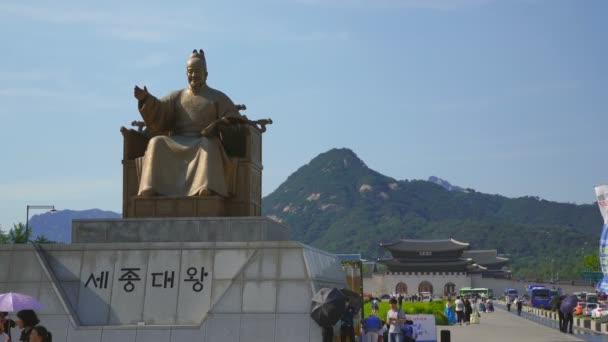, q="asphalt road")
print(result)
[435,305,586,342]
